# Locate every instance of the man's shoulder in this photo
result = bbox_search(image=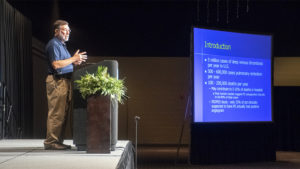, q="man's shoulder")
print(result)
[46,37,61,49]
